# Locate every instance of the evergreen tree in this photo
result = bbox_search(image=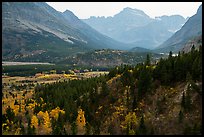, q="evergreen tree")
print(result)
[181,92,186,110]
[192,56,201,81]
[71,122,77,135]
[6,106,15,122]
[191,45,195,53]
[178,110,184,123]
[186,72,192,82]
[27,117,35,135]
[145,54,150,66]
[169,51,173,59]
[85,122,91,135]
[185,91,191,112]
[138,67,152,100]
[138,115,146,135]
